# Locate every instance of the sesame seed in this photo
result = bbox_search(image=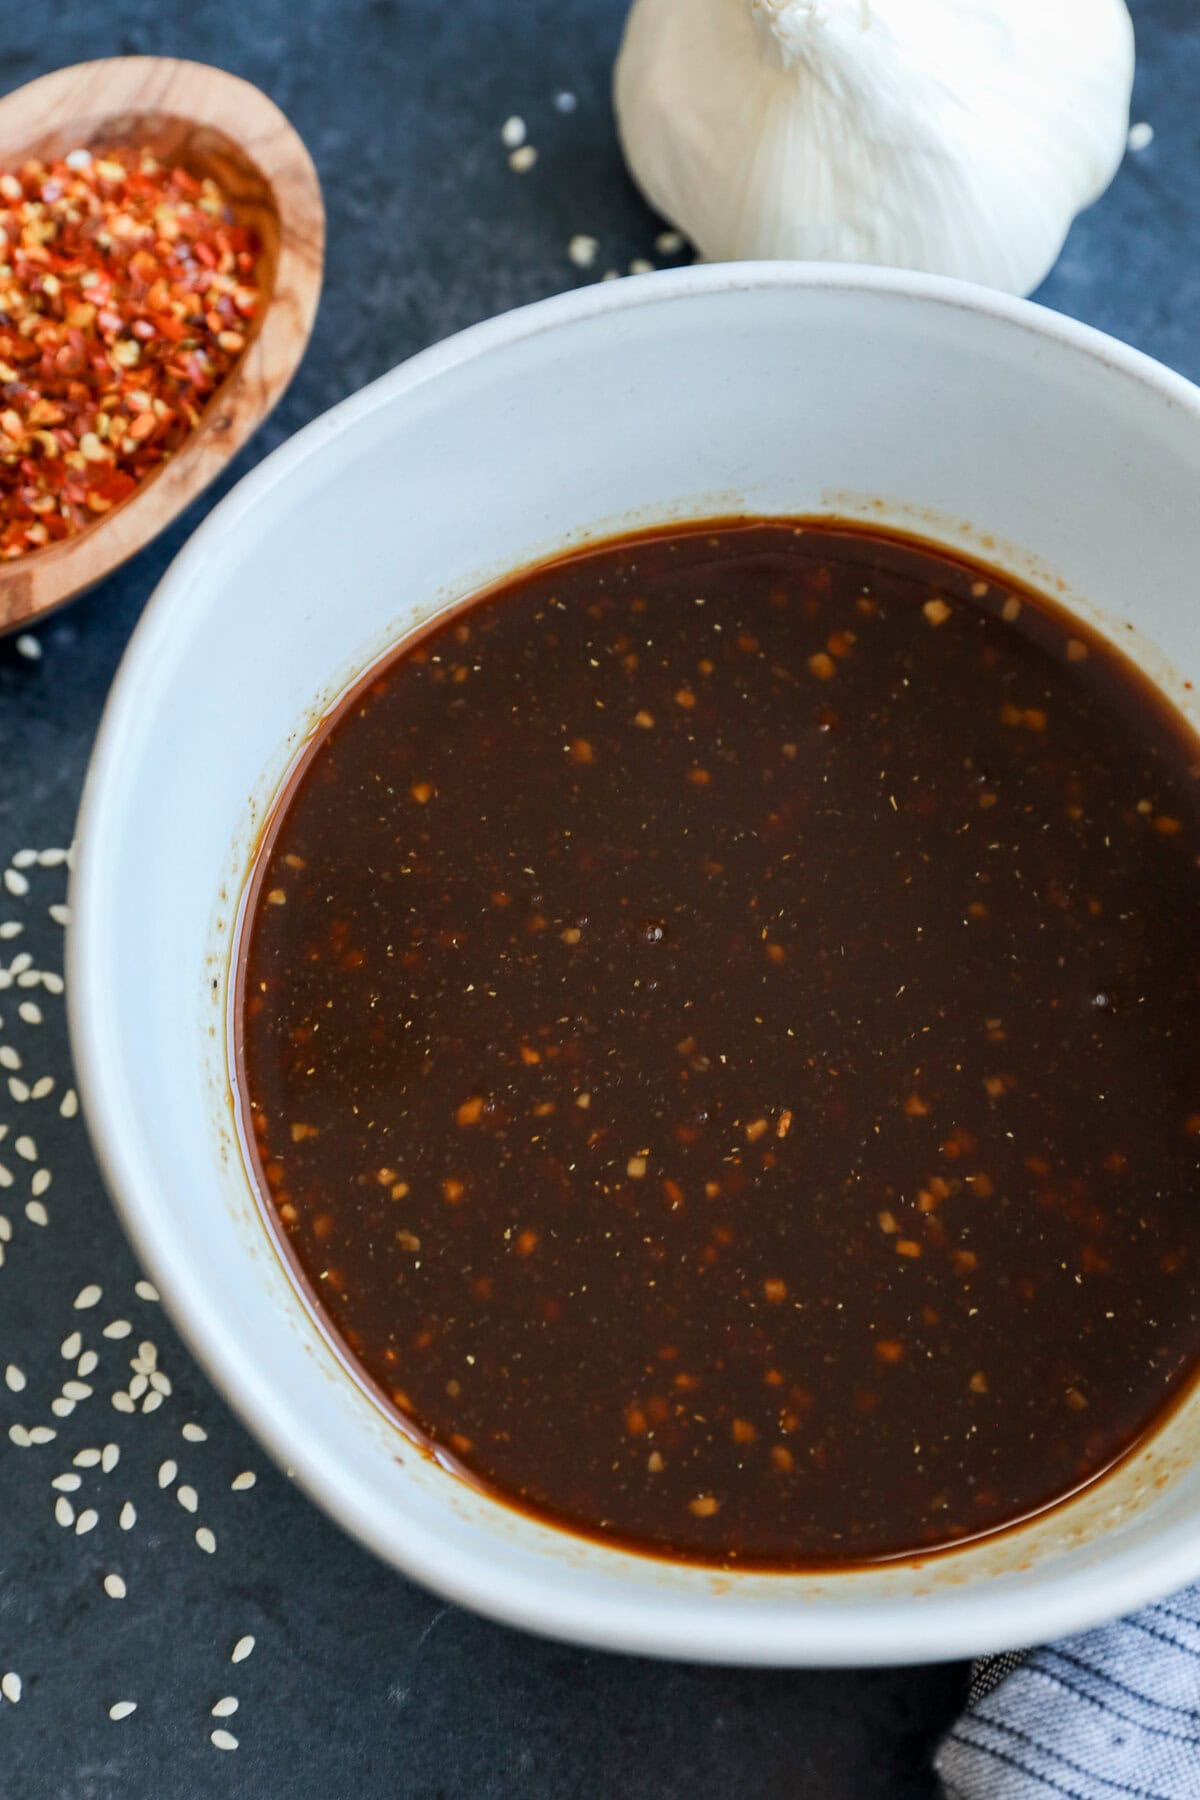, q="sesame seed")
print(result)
[55,1495,75,1527]
[61,1331,82,1360]
[137,1341,158,1368]
[48,903,70,927]
[8,1424,30,1447]
[230,1634,255,1663]
[102,1319,132,1340]
[17,1000,42,1024]
[128,1374,148,1400]
[41,972,64,996]
[74,1284,102,1310]
[568,234,599,269]
[181,1423,207,1443]
[103,1573,126,1600]
[4,1363,25,1392]
[212,1696,239,1717]
[149,1371,171,1396]
[78,1350,99,1378]
[50,1397,75,1418]
[3,870,28,897]
[158,1459,178,1488]
[508,145,537,173]
[196,1527,217,1554]
[11,850,37,869]
[211,1729,239,1751]
[75,1508,98,1535]
[74,1447,101,1467]
[141,1390,164,1414]
[111,1392,135,1414]
[14,1135,35,1161]
[15,633,41,660]
[25,1198,48,1226]
[2,1672,22,1703]
[6,1077,28,1102]
[101,1442,119,1473]
[0,1214,9,1240]
[31,1169,50,1197]
[134,1280,160,1303]
[177,1484,198,1513]
[60,1088,78,1119]
[629,258,654,276]
[108,1701,137,1721]
[655,230,685,254]
[62,1380,91,1401]
[1128,120,1154,152]
[51,1472,81,1492]
[119,1501,136,1531]
[500,115,526,148]
[0,1045,19,1068]
[230,1471,257,1492]
[27,1425,55,1445]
